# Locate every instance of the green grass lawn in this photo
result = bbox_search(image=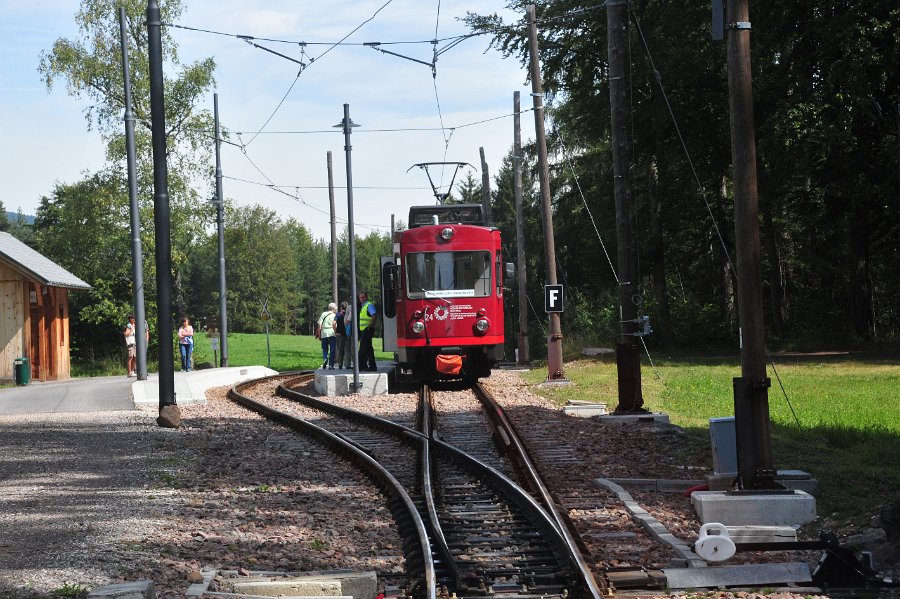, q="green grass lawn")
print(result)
[523,355,900,529]
[73,332,393,377]
[187,332,393,372]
